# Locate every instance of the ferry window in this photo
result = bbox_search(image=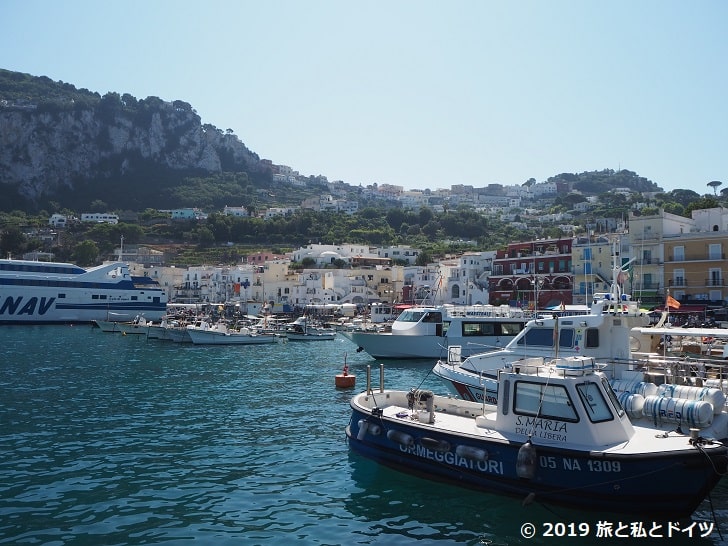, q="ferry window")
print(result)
[131,296,138,301]
[514,381,578,422]
[463,322,495,336]
[576,382,614,422]
[58,293,66,299]
[500,322,524,335]
[92,295,99,300]
[423,312,442,323]
[584,328,599,348]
